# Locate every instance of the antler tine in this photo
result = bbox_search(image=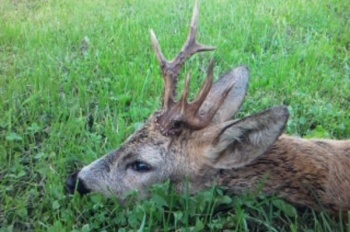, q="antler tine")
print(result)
[183,80,235,130]
[151,0,215,112]
[150,29,174,111]
[150,30,167,67]
[180,73,192,114]
[189,59,215,114]
[173,0,216,72]
[176,59,229,130]
[185,0,216,55]
[203,82,235,122]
